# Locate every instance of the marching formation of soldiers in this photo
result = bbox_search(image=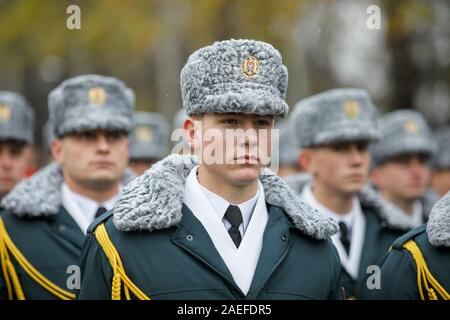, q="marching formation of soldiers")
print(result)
[0,39,449,300]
